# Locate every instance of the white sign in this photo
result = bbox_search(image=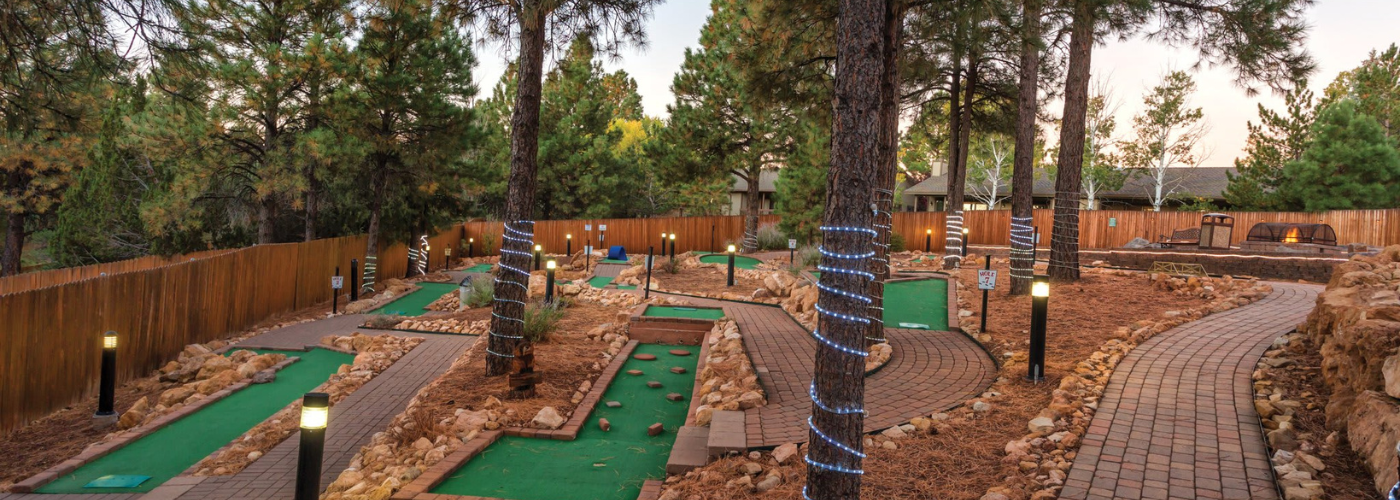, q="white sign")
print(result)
[585,245,593,254]
[977,270,997,290]
[331,276,344,290]
[599,224,607,231]
[585,224,592,231]
[788,239,797,249]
